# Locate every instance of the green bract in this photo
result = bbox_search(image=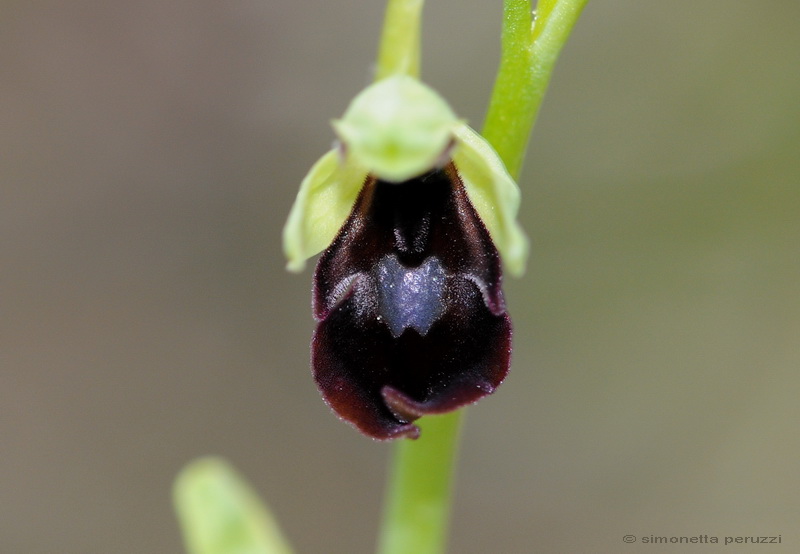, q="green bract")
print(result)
[283,75,528,276]
[173,458,293,554]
